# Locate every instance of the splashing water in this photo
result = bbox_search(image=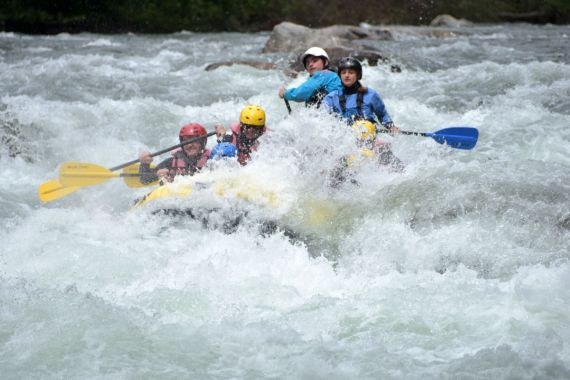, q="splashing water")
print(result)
[1,25,569,379]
